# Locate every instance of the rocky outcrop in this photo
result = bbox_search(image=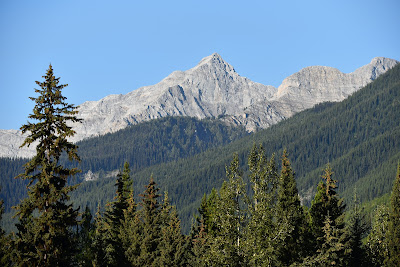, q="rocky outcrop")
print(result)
[0,130,36,158]
[273,57,398,117]
[71,53,277,141]
[0,54,398,158]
